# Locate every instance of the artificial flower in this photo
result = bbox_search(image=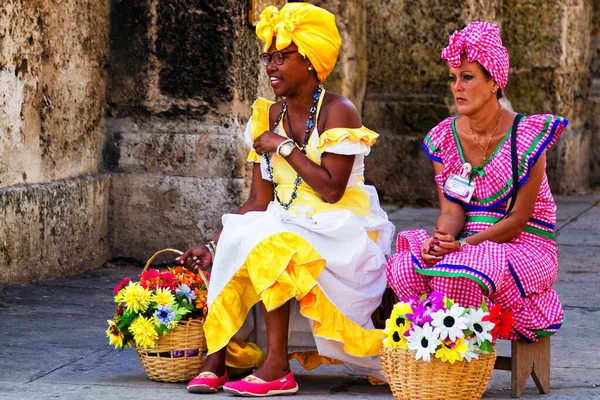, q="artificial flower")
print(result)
[431,303,469,341]
[121,282,152,313]
[106,320,125,349]
[159,271,176,290]
[152,287,175,307]
[383,322,409,349]
[461,336,480,362]
[140,269,160,290]
[407,322,440,362]
[466,308,494,345]
[129,316,159,348]
[484,304,515,341]
[108,265,209,350]
[435,337,469,364]
[389,301,413,329]
[176,283,197,304]
[154,304,176,326]
[407,291,445,325]
[113,277,130,295]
